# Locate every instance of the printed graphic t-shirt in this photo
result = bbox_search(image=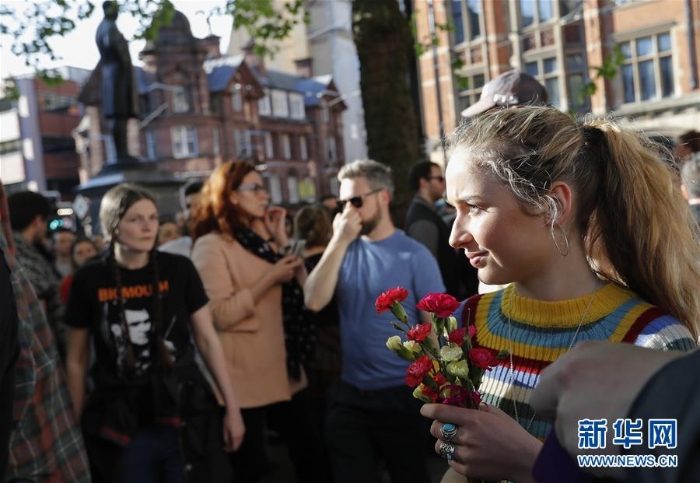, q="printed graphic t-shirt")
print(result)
[65,252,208,378]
